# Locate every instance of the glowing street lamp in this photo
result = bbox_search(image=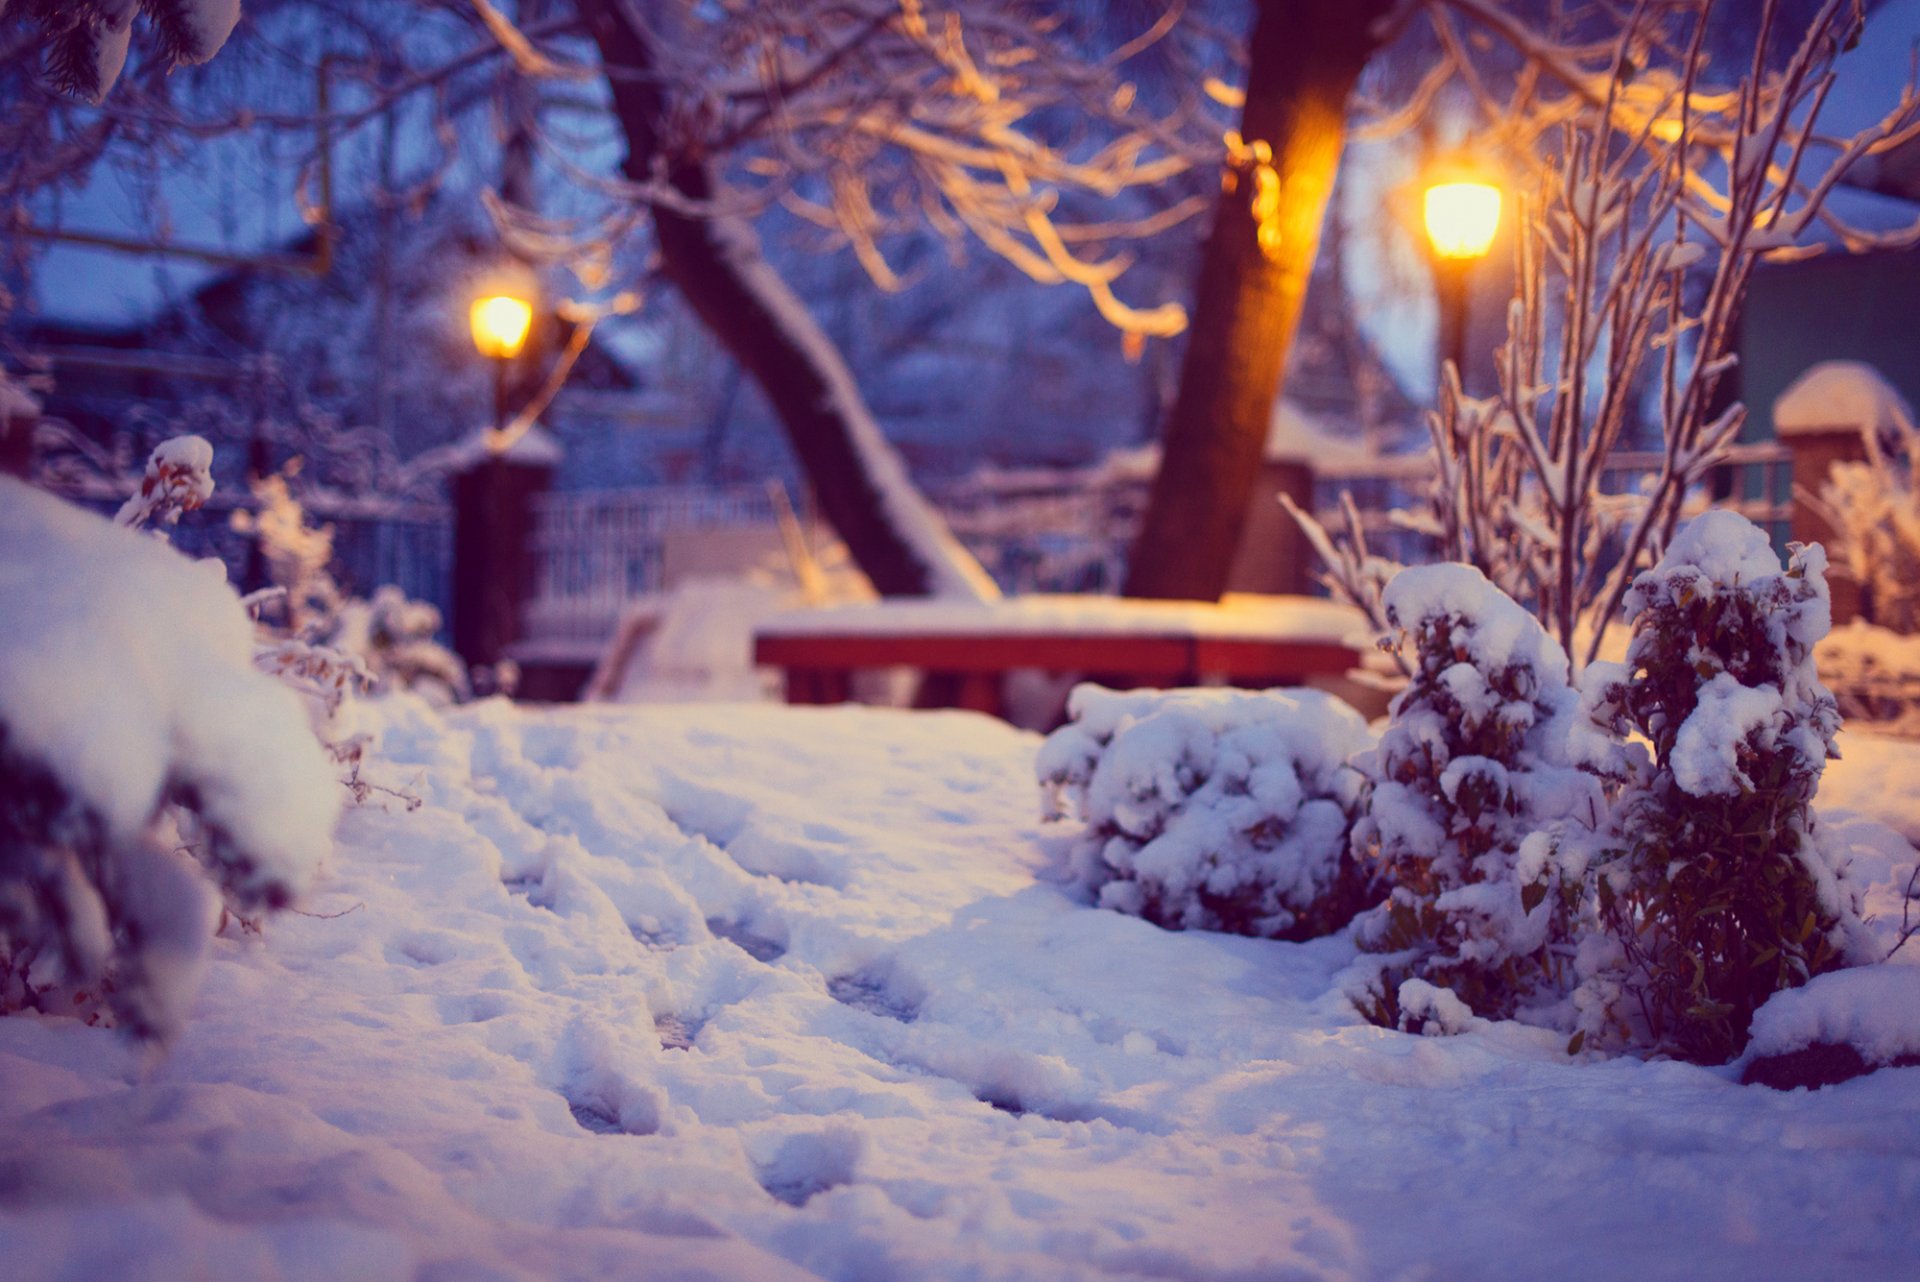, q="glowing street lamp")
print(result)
[1423,180,1503,262]
[1422,166,1502,390]
[470,291,534,436]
